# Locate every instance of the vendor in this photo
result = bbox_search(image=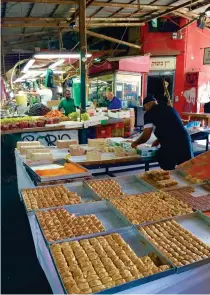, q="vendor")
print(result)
[106,92,122,110]
[37,84,52,105]
[58,89,76,116]
[131,95,193,170]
